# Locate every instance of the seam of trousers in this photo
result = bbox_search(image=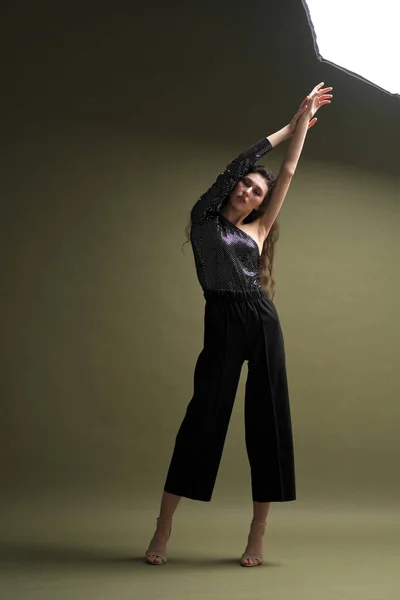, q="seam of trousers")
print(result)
[254,300,285,499]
